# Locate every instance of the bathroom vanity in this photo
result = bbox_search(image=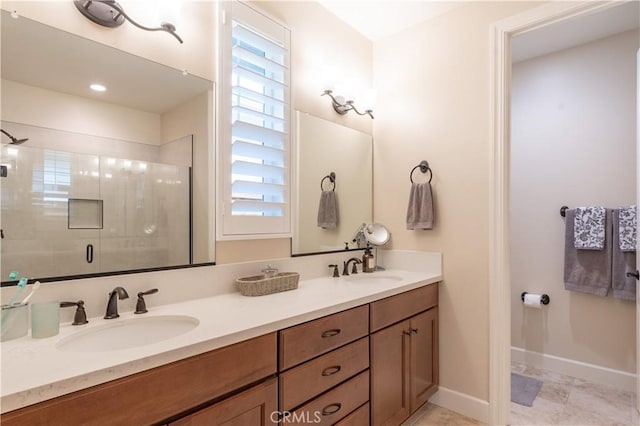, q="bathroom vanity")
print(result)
[1,268,440,426]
